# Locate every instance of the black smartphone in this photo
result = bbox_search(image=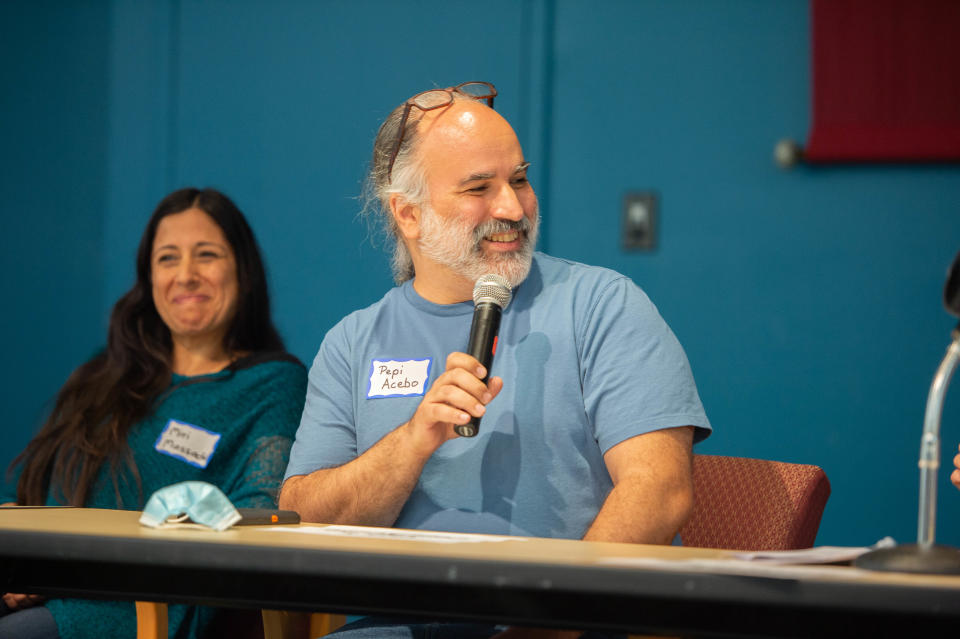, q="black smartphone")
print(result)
[234,508,300,525]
